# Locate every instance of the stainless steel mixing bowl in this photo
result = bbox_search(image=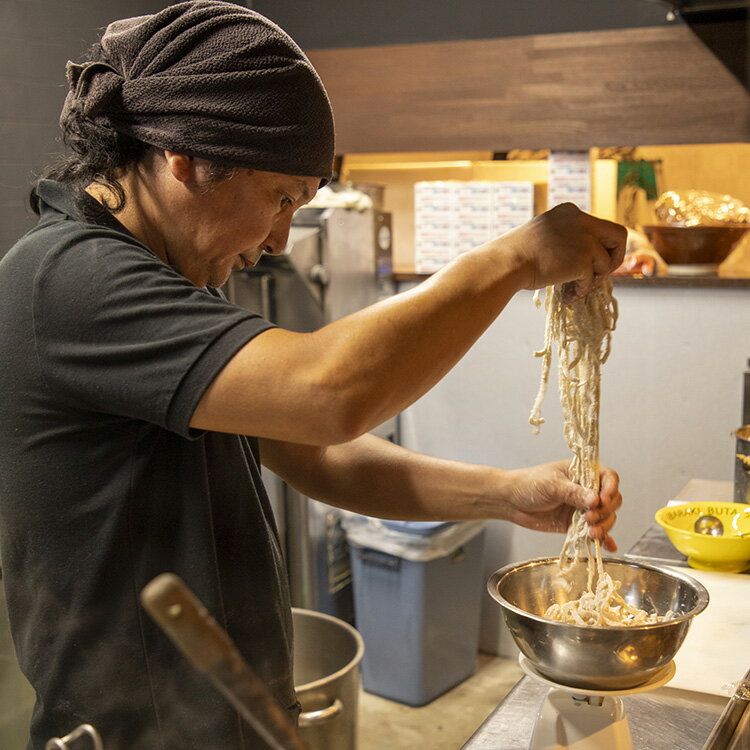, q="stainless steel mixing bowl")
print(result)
[487,556,709,691]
